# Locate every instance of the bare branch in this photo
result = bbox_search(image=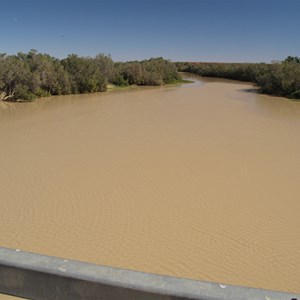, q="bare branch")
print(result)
[0,91,15,101]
